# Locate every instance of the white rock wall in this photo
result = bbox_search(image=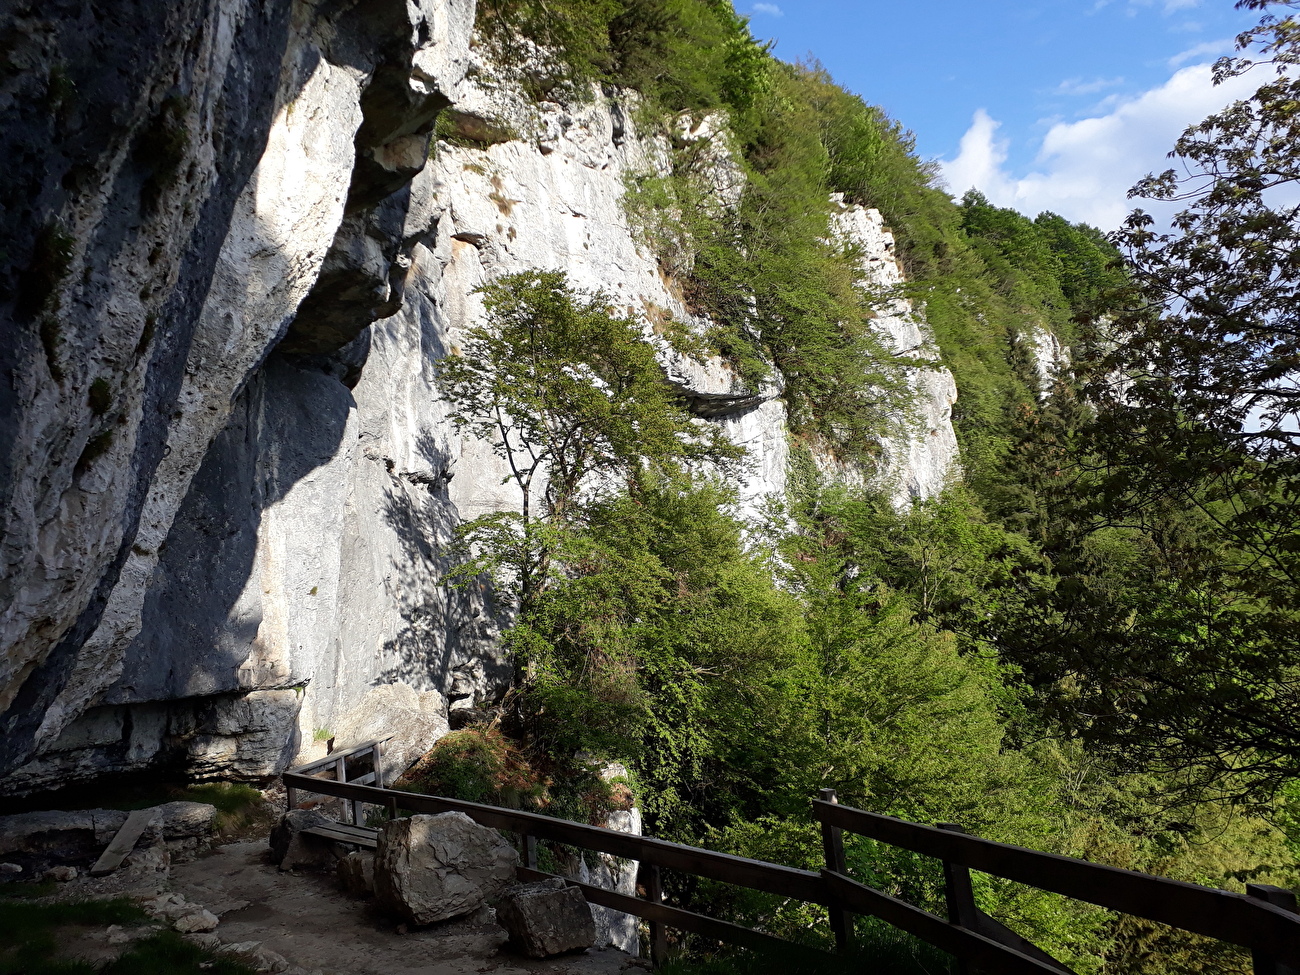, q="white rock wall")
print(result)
[830,200,960,506]
[2,35,960,792]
